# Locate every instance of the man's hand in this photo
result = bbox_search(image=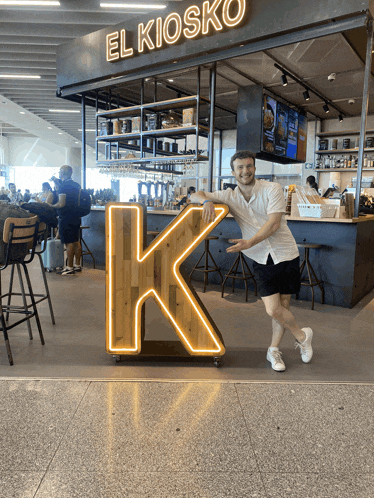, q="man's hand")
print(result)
[226,239,252,253]
[202,201,216,223]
